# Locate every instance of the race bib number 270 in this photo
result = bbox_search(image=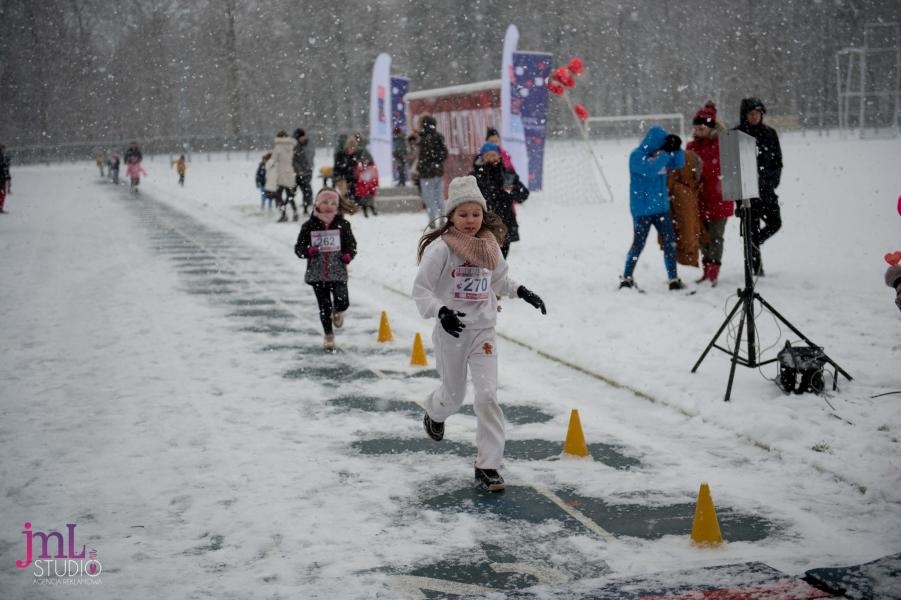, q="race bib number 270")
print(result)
[452,266,491,301]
